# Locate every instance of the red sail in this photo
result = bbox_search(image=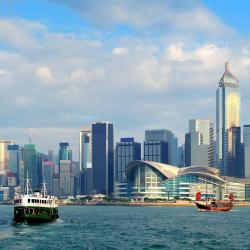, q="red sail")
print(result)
[196,192,201,201]
[229,193,234,201]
